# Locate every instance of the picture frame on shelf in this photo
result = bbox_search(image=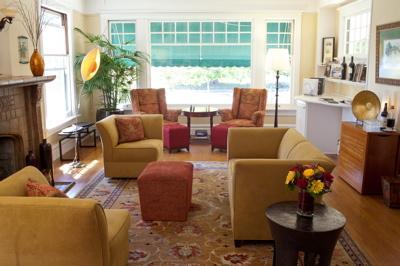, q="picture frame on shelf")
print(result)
[376,21,400,86]
[330,64,342,79]
[17,36,29,64]
[322,37,335,64]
